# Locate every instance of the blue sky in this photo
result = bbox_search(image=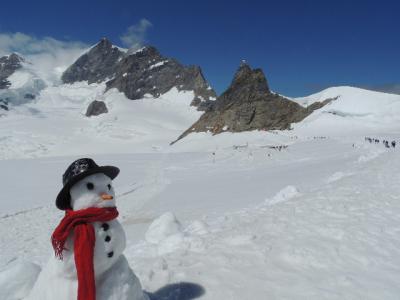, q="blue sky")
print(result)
[0,0,399,96]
